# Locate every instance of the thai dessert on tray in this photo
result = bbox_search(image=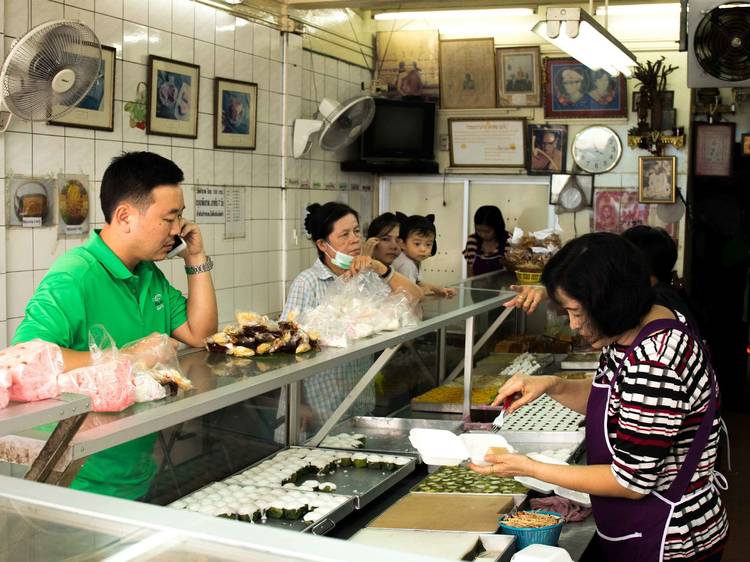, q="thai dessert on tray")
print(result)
[205,312,320,357]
